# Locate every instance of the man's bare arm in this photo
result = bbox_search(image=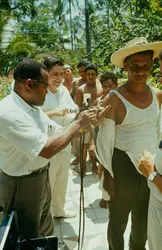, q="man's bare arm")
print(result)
[39,109,99,159]
[102,92,119,121]
[39,120,81,159]
[46,108,69,118]
[74,87,83,107]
